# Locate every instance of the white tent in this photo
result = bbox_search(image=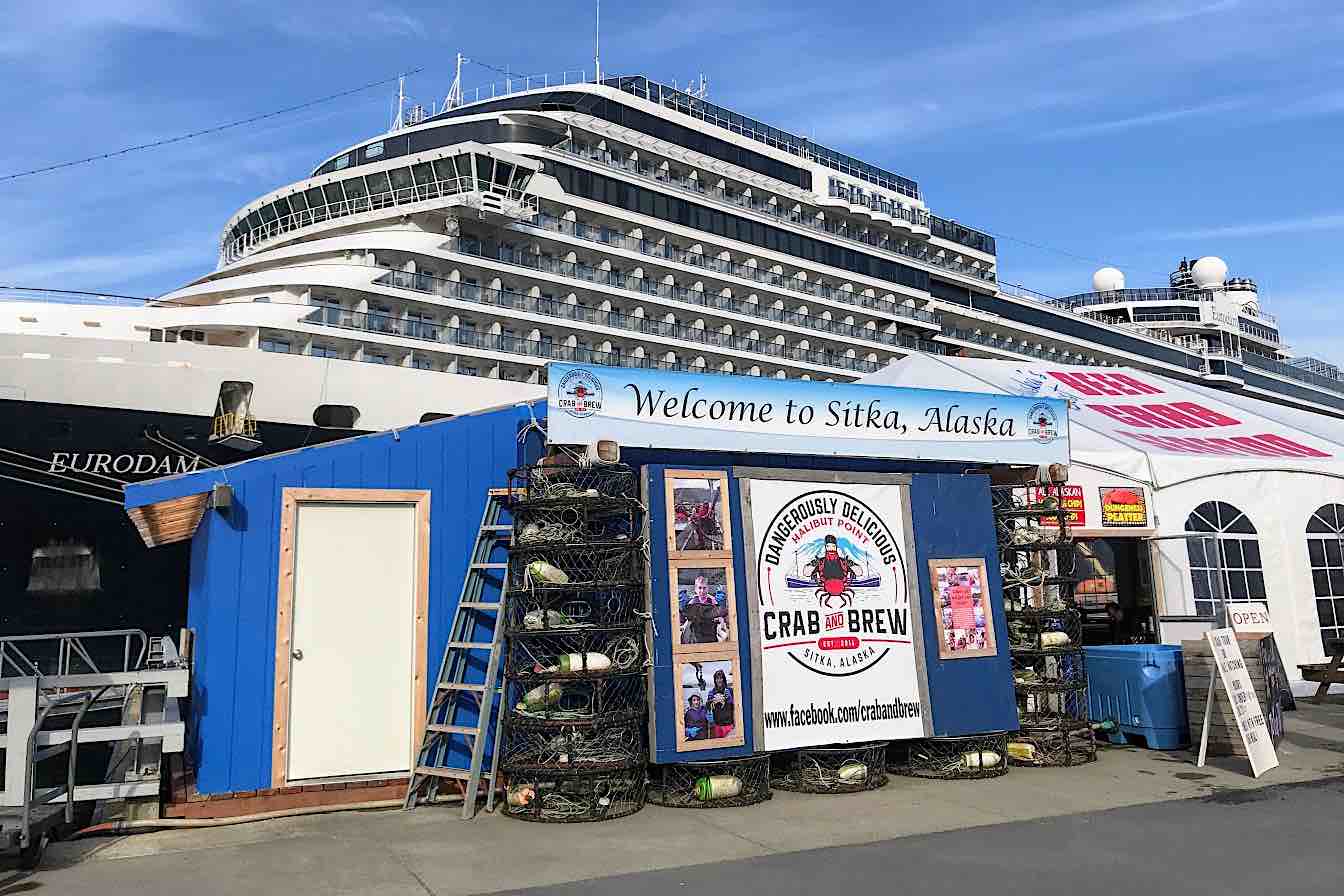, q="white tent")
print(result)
[863,355,1344,682]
